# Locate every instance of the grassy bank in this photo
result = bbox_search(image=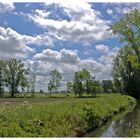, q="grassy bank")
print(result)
[0,94,136,137]
[127,100,140,137]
